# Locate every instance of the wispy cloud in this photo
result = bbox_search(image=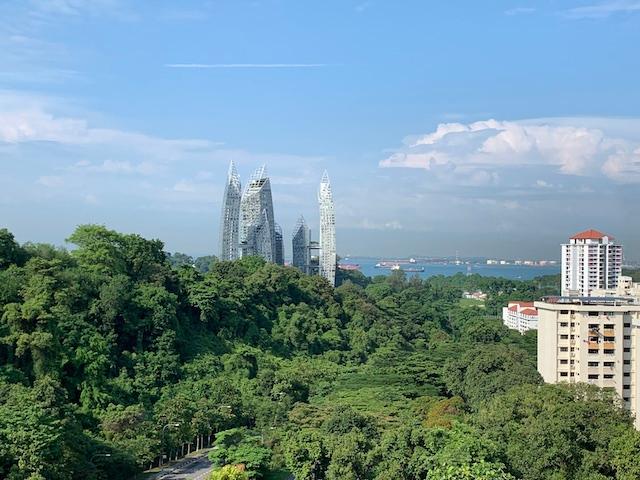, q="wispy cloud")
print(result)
[164,63,329,69]
[504,7,536,16]
[563,1,640,19]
